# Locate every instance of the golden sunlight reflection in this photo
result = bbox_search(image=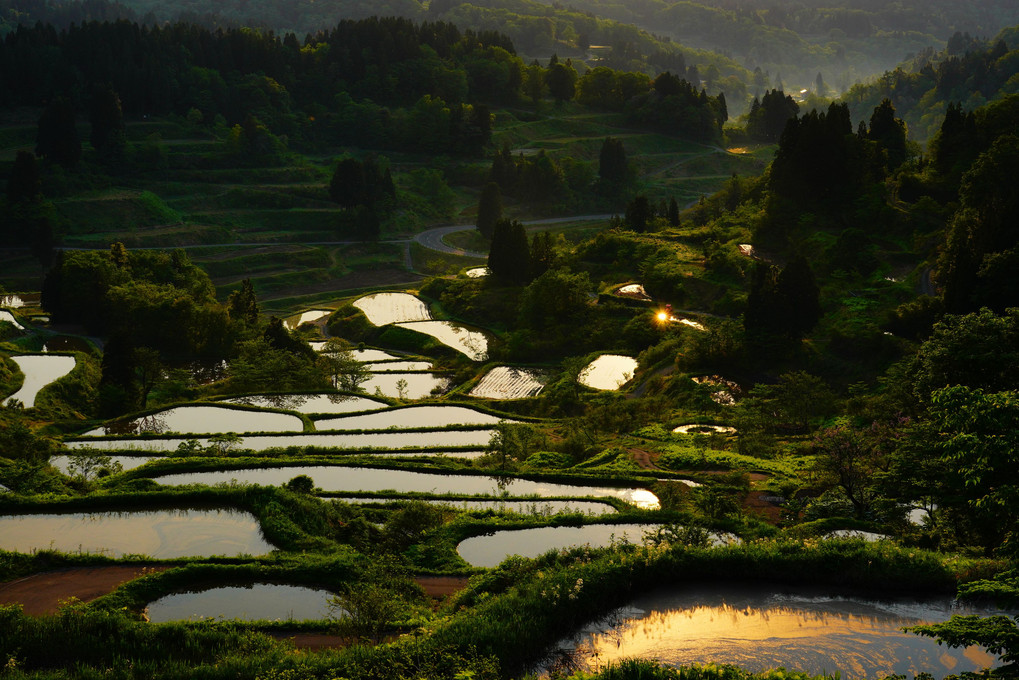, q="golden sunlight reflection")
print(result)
[559,586,1005,679]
